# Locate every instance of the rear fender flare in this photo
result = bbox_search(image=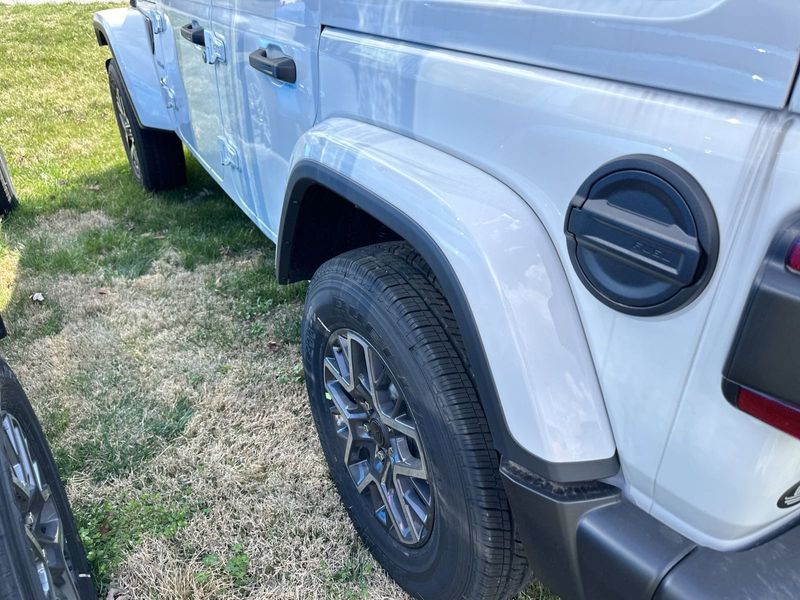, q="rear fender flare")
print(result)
[279,118,619,482]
